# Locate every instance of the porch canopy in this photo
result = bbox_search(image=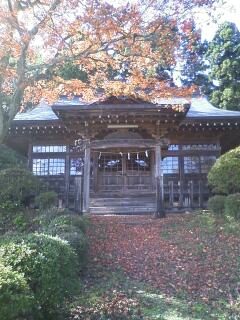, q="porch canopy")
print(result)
[52,96,190,141]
